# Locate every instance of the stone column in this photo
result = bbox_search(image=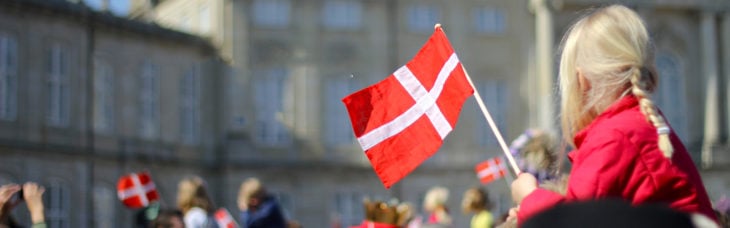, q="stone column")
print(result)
[531,0,556,132]
[701,11,719,168]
